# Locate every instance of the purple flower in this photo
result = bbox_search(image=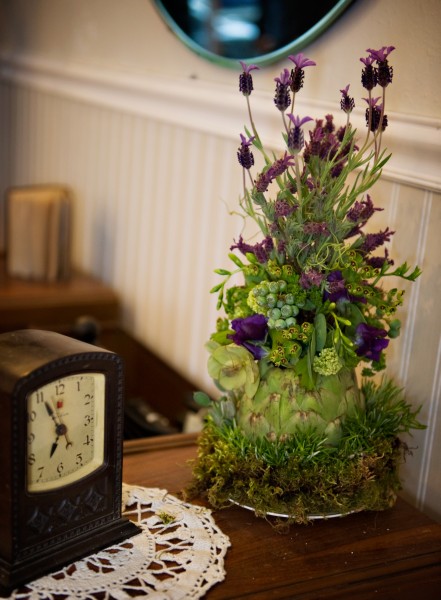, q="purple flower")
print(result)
[287,114,313,152]
[228,314,268,359]
[360,55,377,91]
[354,323,389,362]
[275,198,297,218]
[346,195,383,237]
[255,152,295,192]
[230,235,273,264]
[359,228,394,254]
[288,53,316,93]
[324,271,365,304]
[303,222,330,236]
[300,269,325,289]
[239,61,259,96]
[288,53,317,69]
[364,97,388,132]
[274,68,291,111]
[340,84,355,113]
[237,133,255,169]
[367,46,395,62]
